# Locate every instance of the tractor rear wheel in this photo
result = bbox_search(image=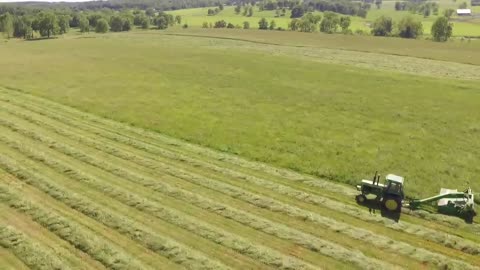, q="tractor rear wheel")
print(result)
[382,196,402,212]
[355,194,367,204]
